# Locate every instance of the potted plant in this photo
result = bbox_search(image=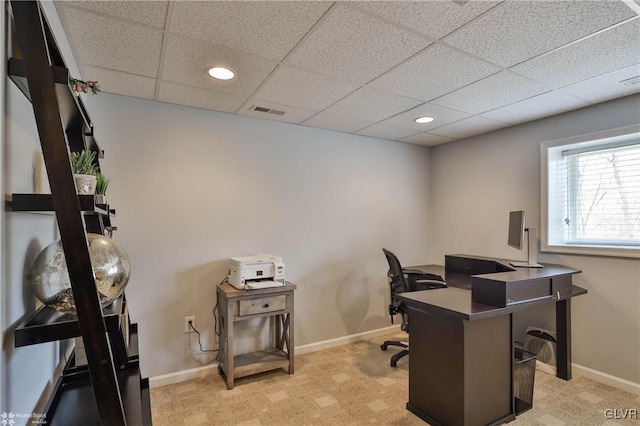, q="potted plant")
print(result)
[95,172,110,204]
[70,150,97,195]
